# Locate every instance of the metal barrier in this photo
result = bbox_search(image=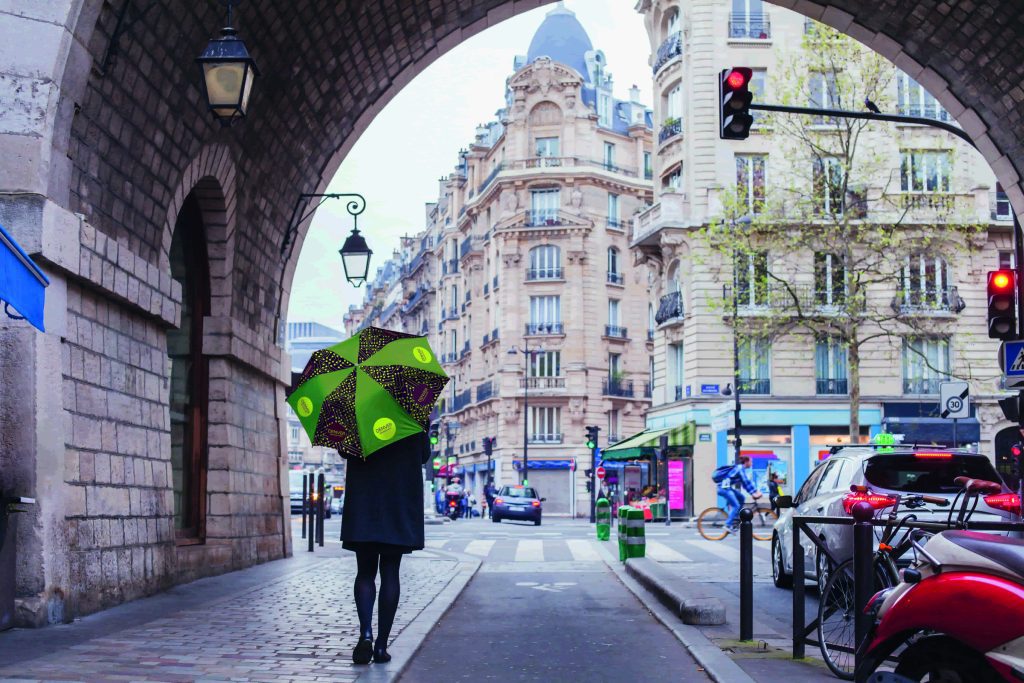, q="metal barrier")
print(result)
[789,510,1024,682]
